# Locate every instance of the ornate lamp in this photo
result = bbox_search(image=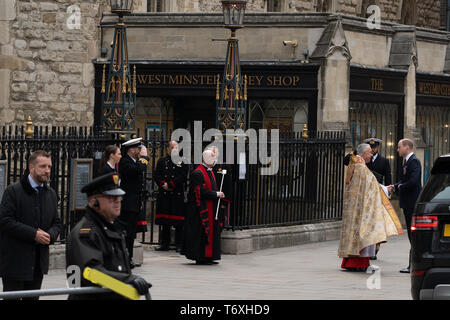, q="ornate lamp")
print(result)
[100,0,136,135]
[216,0,248,131]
